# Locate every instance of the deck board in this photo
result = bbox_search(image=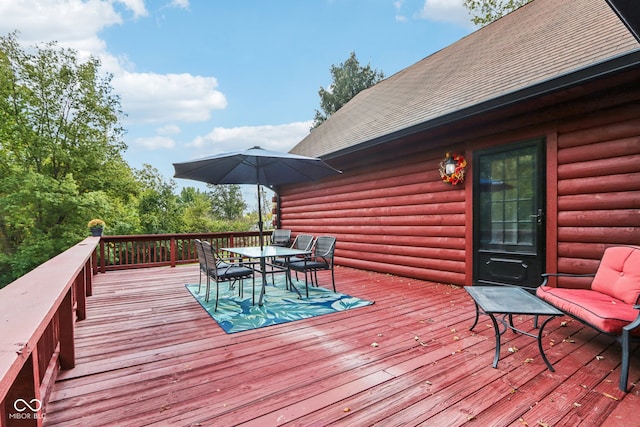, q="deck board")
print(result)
[42,265,639,426]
